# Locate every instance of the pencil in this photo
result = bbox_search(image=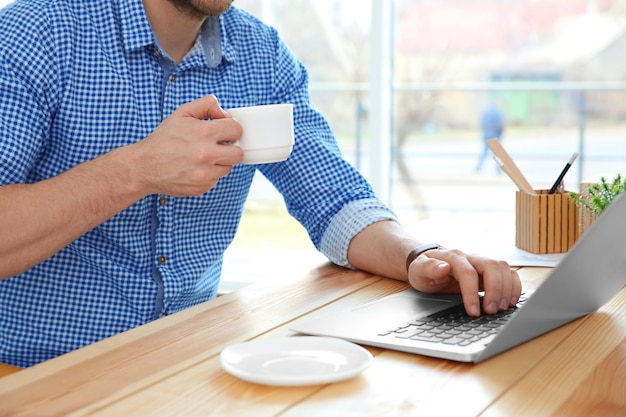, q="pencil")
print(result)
[548,152,579,194]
